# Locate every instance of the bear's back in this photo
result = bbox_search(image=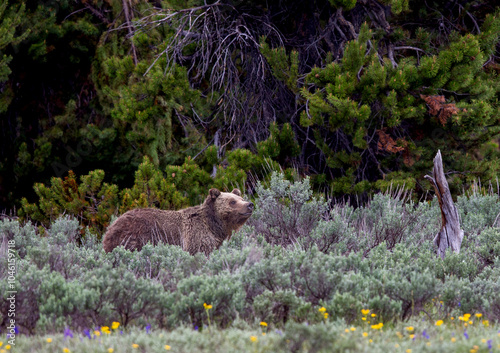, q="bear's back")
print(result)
[103,208,184,252]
